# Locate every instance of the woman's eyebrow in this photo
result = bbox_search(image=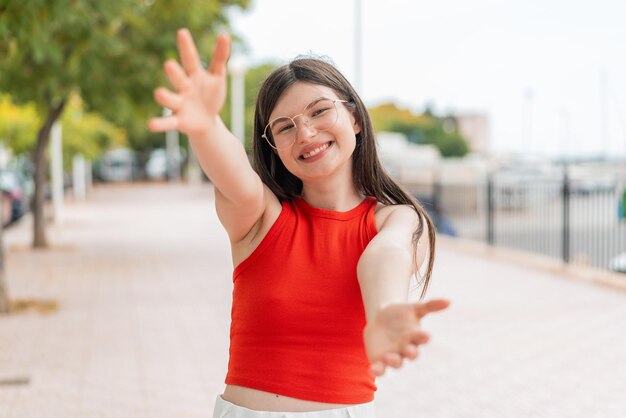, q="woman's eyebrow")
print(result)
[270,97,327,120]
[305,97,329,108]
